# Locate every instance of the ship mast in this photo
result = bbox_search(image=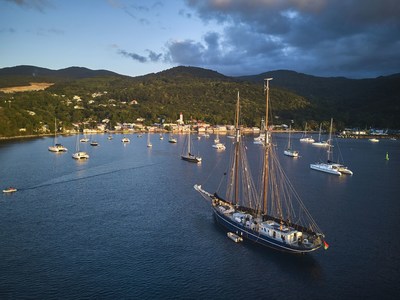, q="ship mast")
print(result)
[262,78,273,216]
[327,118,333,162]
[234,91,240,206]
